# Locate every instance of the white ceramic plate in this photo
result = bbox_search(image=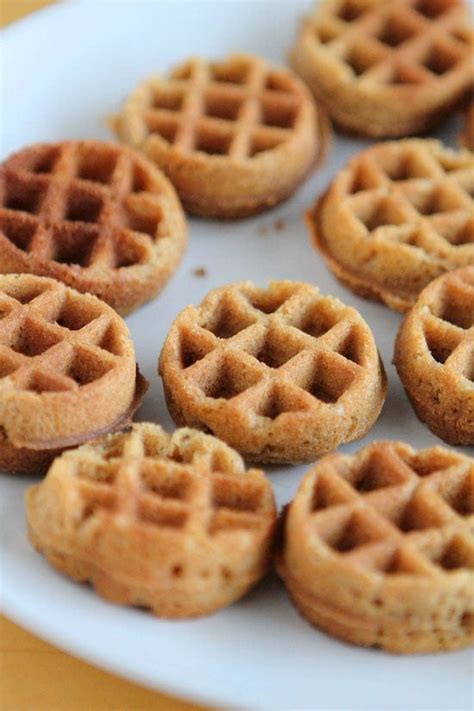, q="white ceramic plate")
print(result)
[1,1,472,709]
